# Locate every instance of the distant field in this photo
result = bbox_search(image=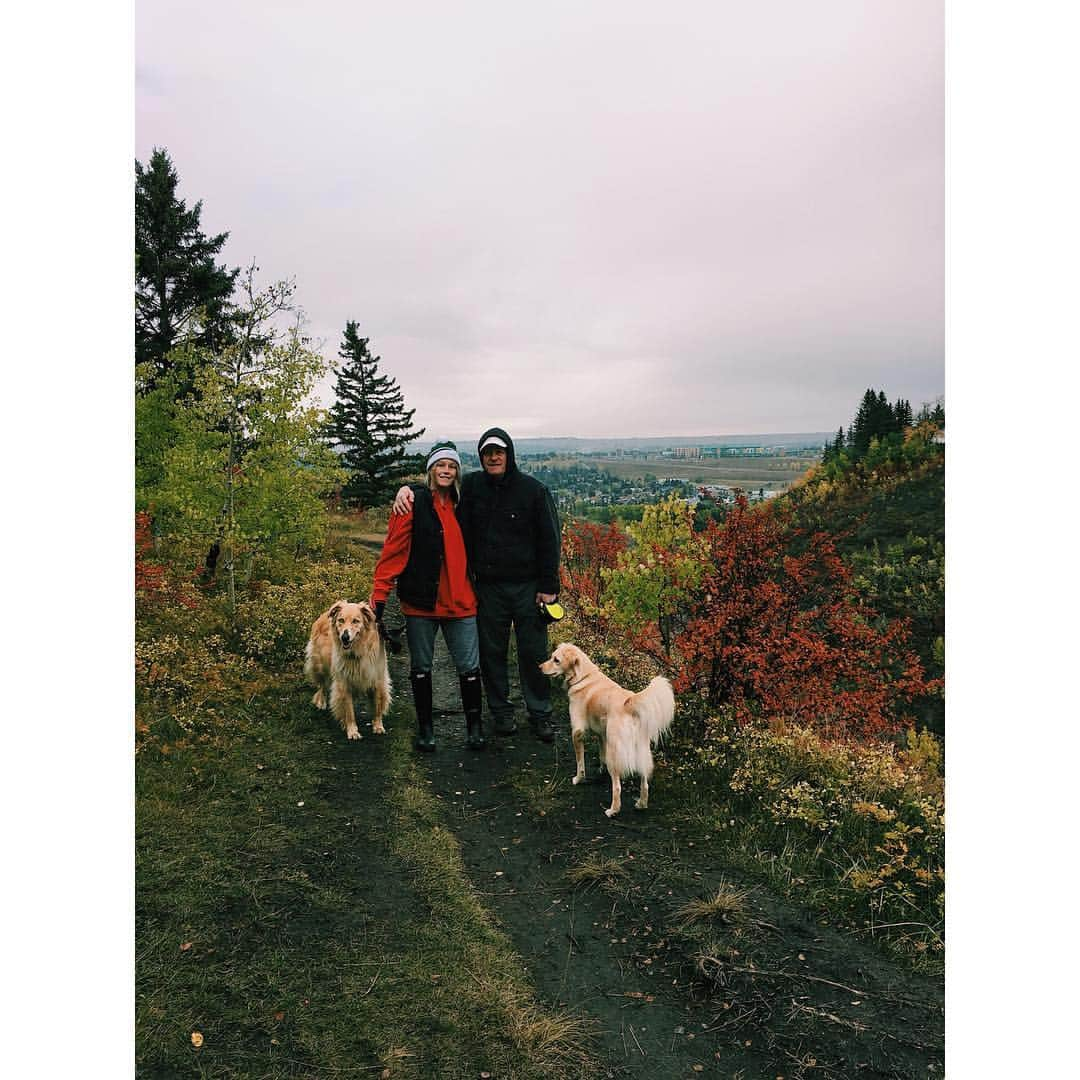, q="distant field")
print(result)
[546,453,820,491]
